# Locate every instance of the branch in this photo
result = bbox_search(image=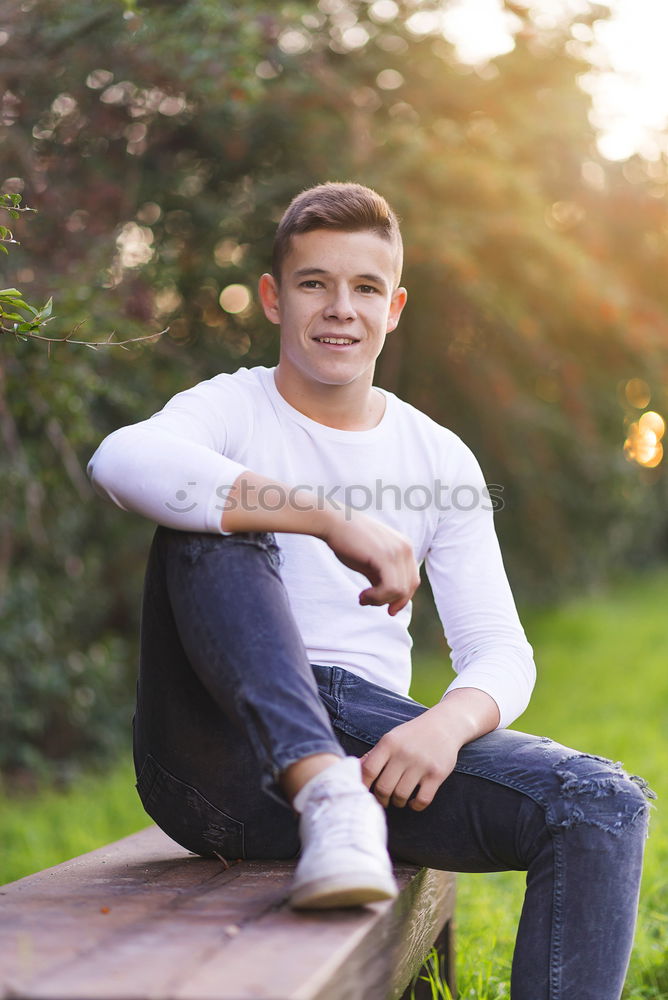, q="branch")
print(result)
[0,325,168,349]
